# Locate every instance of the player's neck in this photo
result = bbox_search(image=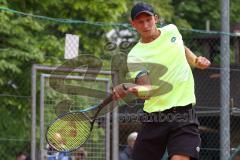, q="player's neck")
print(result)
[140,28,160,43]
